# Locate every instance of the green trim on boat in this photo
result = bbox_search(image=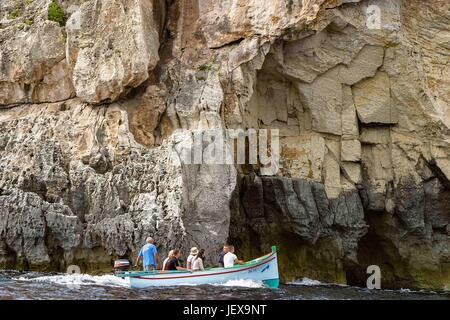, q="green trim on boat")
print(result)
[263,278,279,289]
[116,246,278,278]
